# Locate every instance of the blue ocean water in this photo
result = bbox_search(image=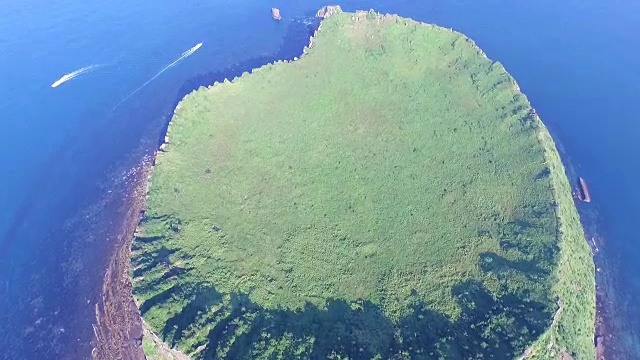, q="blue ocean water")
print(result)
[0,0,637,358]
